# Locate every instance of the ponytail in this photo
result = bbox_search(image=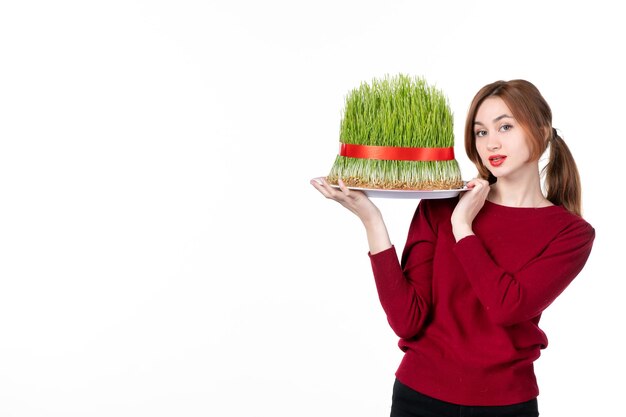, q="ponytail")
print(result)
[544,128,582,216]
